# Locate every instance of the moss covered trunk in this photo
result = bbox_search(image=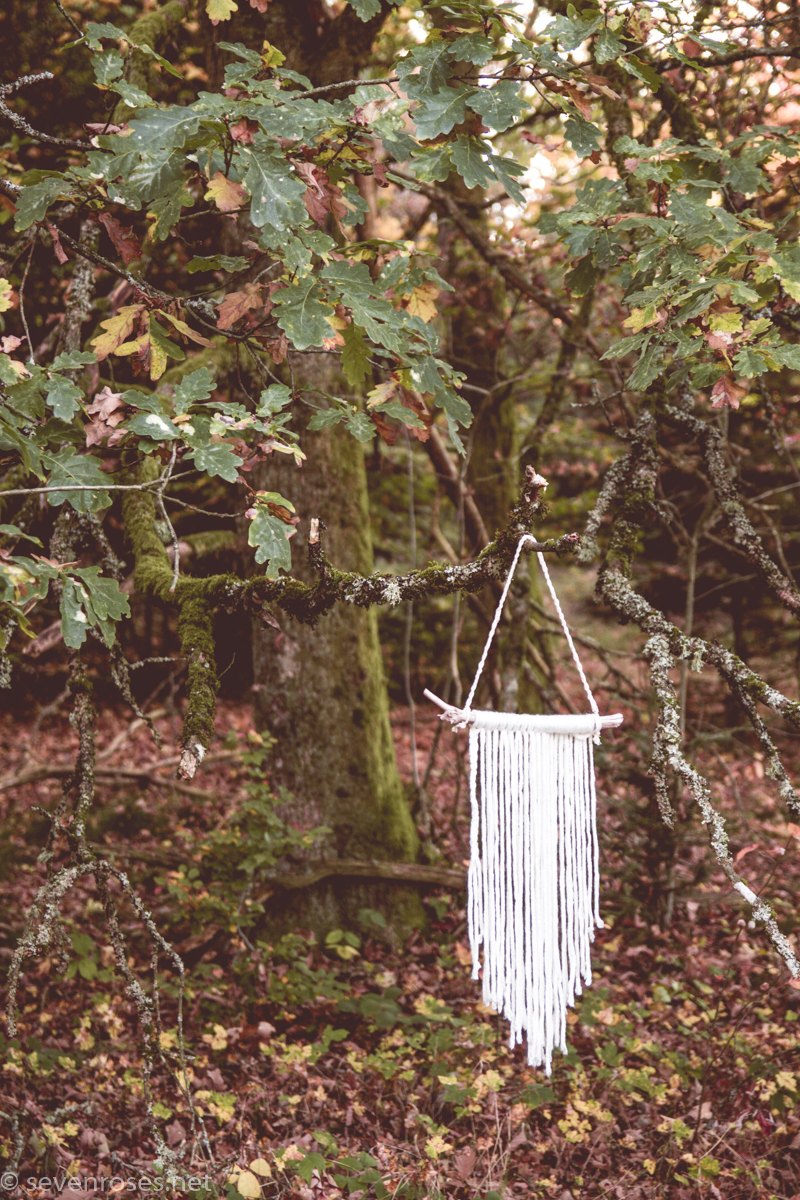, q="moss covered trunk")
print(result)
[251,358,422,940]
